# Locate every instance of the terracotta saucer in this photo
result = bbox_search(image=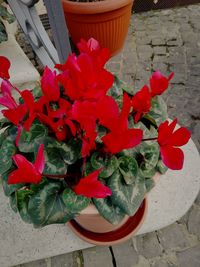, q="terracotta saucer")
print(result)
[67,199,147,246]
